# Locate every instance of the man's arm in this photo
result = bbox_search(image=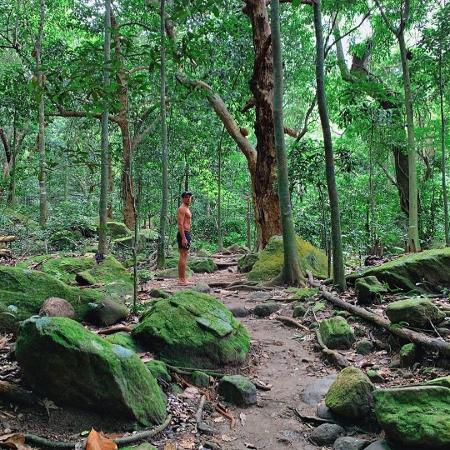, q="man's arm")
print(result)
[177,207,188,246]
